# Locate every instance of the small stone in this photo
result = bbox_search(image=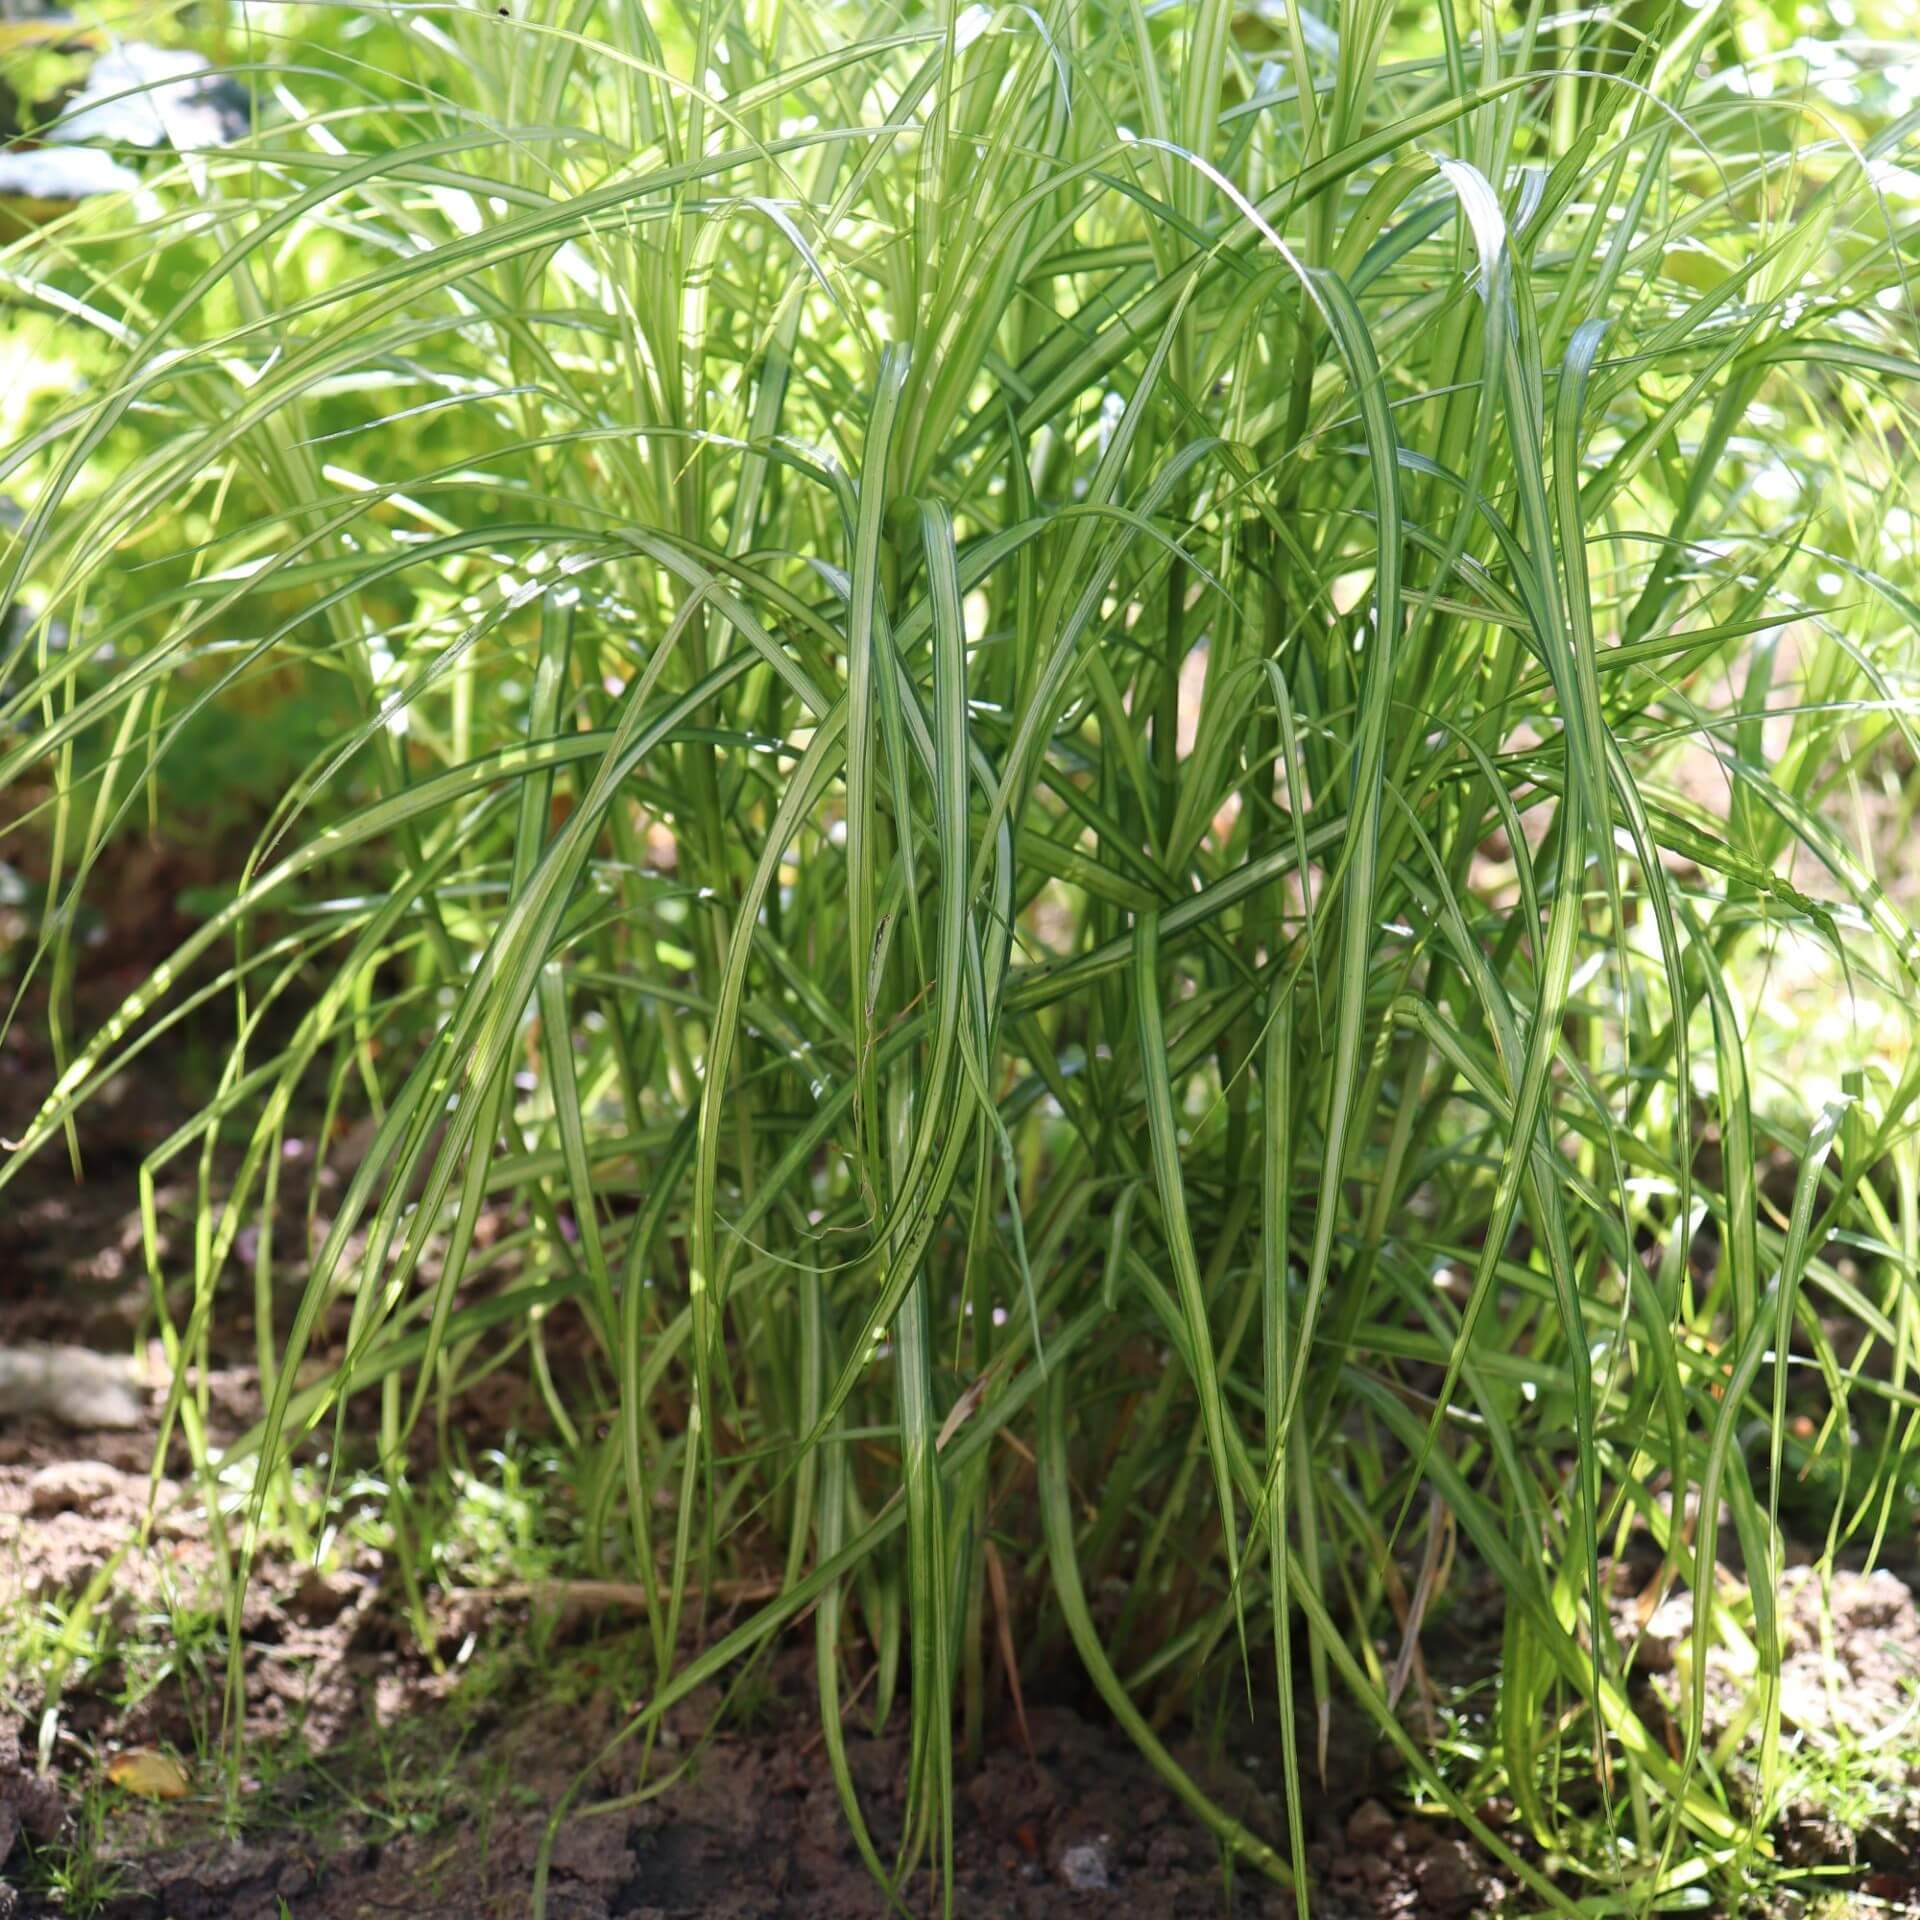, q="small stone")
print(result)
[1345,1798,1396,1851]
[0,1346,144,1431]
[1057,1839,1111,1892]
[27,1461,122,1516]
